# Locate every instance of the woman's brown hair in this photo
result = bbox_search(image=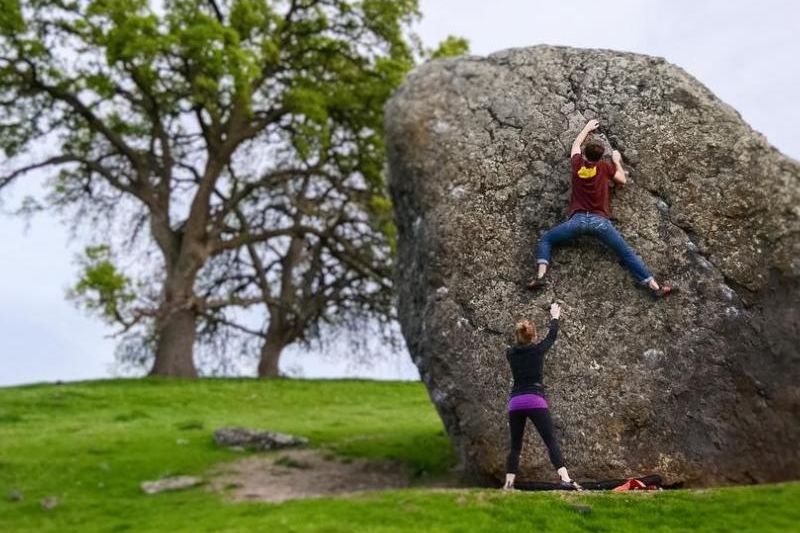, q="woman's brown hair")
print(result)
[515,319,536,345]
